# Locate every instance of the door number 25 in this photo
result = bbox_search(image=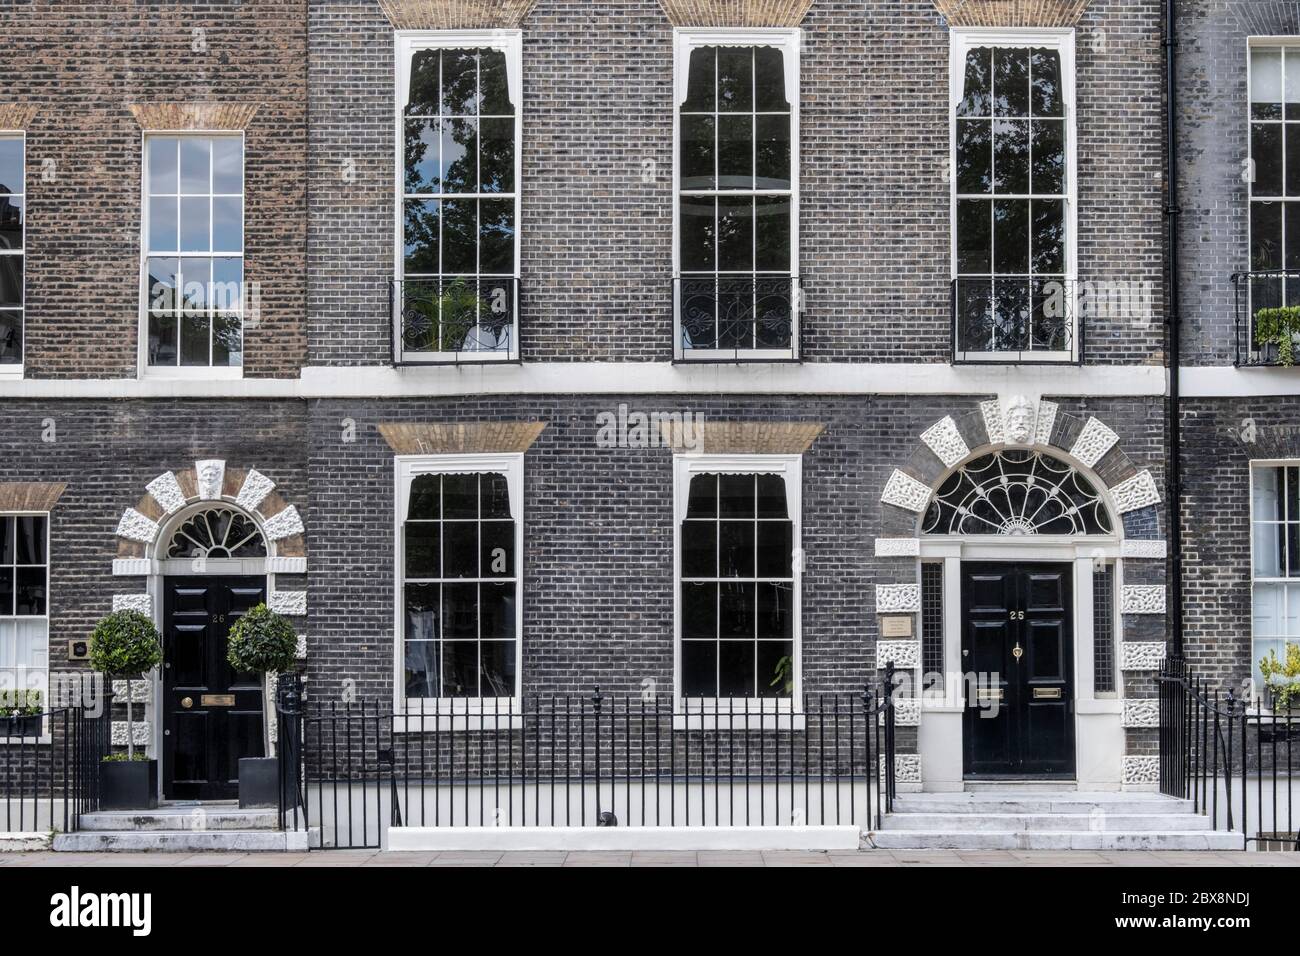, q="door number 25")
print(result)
[1009,610,1025,620]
